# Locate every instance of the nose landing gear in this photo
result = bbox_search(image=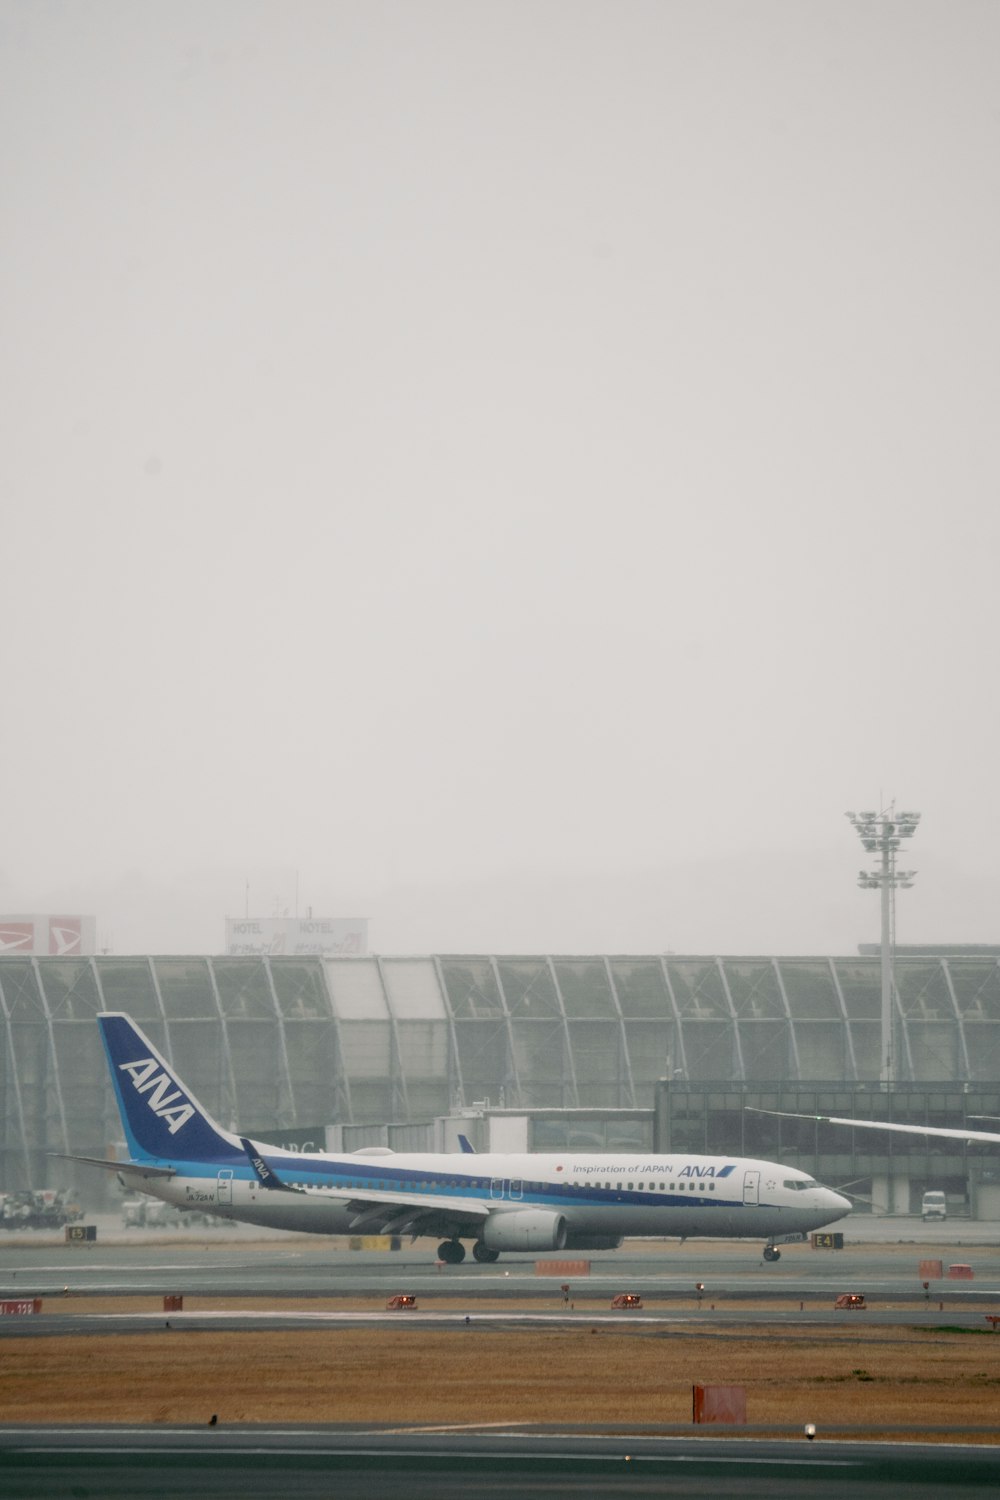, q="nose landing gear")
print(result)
[763,1244,781,1262]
